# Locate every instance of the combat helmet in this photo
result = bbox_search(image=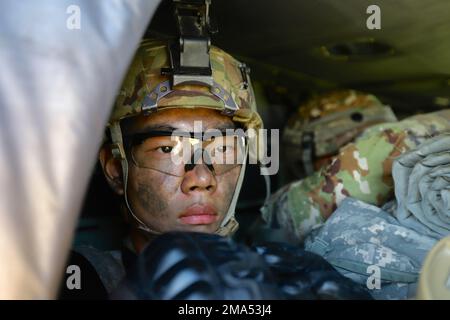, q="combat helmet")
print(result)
[283,89,397,177]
